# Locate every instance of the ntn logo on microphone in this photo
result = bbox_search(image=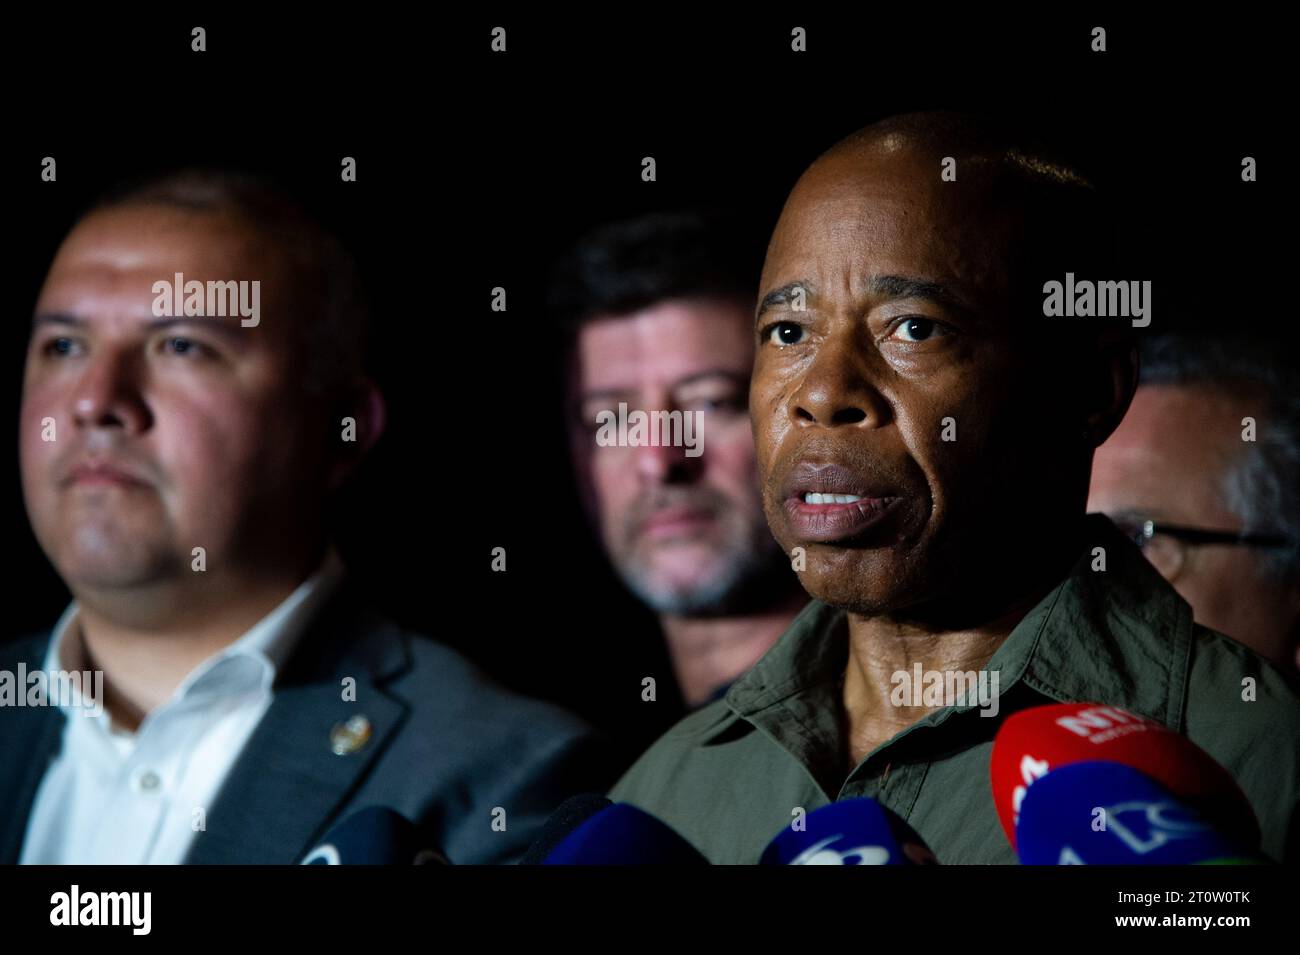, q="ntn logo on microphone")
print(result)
[1005,706,1160,823]
[1053,704,1152,743]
